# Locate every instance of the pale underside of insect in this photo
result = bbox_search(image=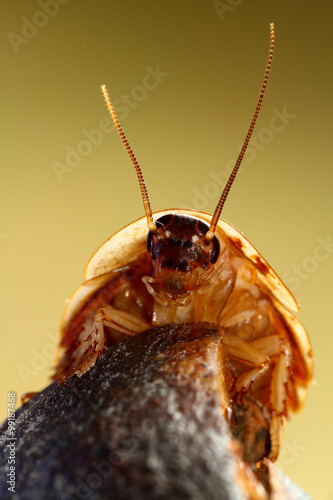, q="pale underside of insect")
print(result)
[54,24,313,462]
